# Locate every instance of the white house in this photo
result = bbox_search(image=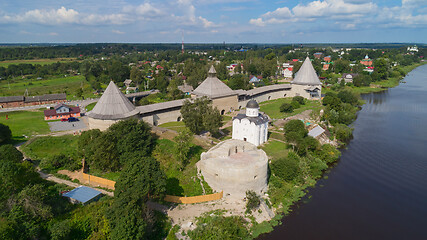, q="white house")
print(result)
[232,100,269,146]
